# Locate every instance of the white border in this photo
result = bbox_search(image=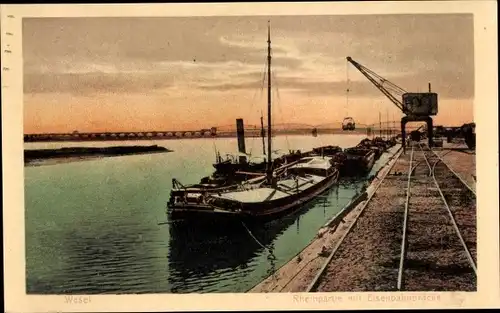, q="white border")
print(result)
[2,1,498,311]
